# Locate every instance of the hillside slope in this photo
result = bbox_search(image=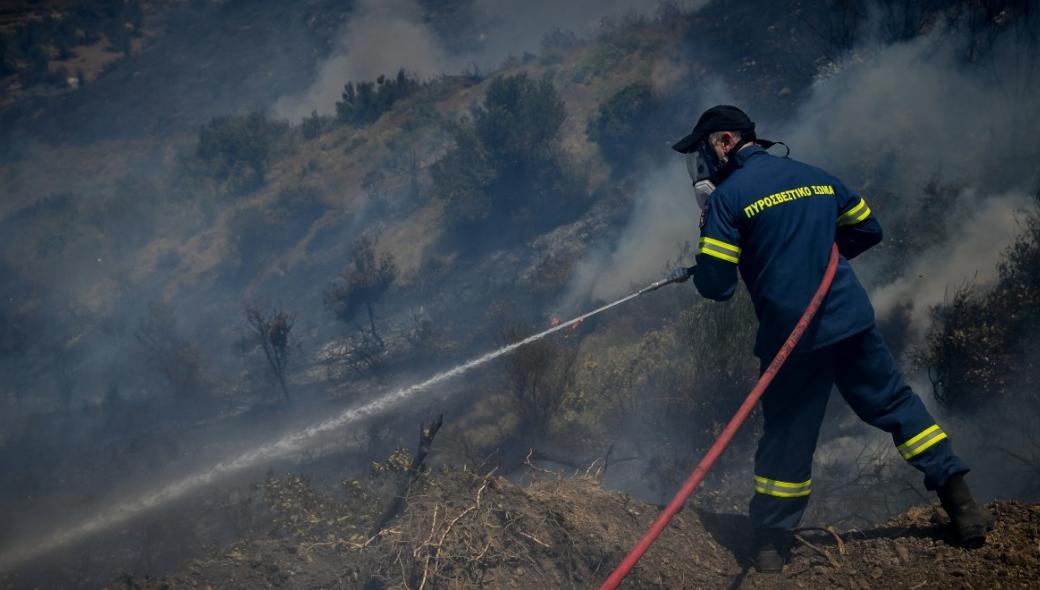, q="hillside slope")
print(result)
[109,470,1038,590]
